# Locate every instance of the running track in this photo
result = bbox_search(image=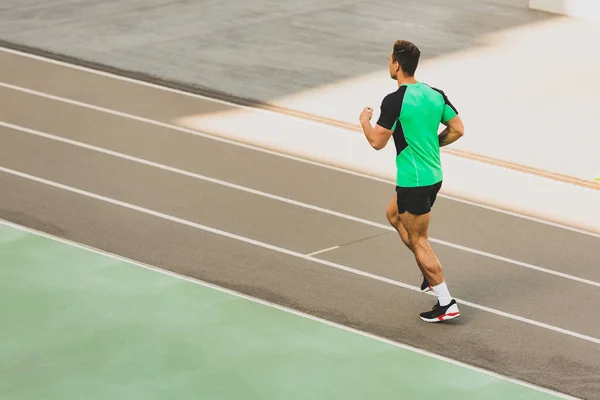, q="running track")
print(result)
[1,48,599,399]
